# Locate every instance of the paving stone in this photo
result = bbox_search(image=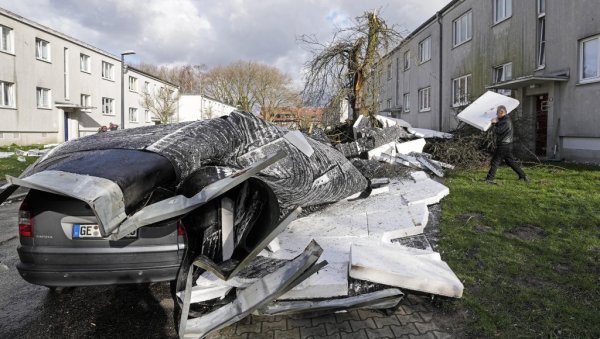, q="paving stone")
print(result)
[398,312,424,326]
[373,315,401,328]
[287,318,313,330]
[390,323,420,337]
[365,326,395,339]
[215,324,237,336]
[300,324,327,338]
[261,318,287,332]
[273,328,301,339]
[349,318,378,331]
[432,331,453,339]
[236,322,262,335]
[238,315,253,325]
[357,309,386,320]
[419,312,434,322]
[342,329,368,339]
[334,311,362,322]
[210,333,247,339]
[311,313,337,327]
[325,320,353,335]
[248,331,274,339]
[409,332,437,339]
[415,321,439,335]
[306,334,341,339]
